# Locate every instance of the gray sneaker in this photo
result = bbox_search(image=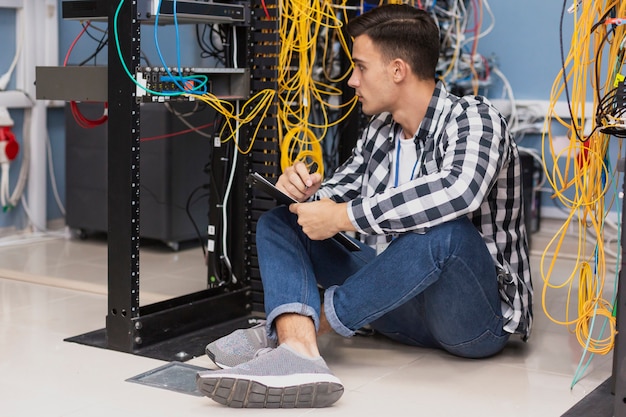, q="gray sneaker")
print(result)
[196,344,344,408]
[206,320,277,369]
